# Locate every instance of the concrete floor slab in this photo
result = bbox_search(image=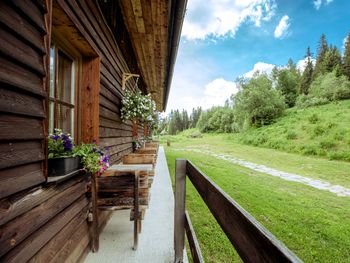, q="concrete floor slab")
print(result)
[84,146,188,263]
